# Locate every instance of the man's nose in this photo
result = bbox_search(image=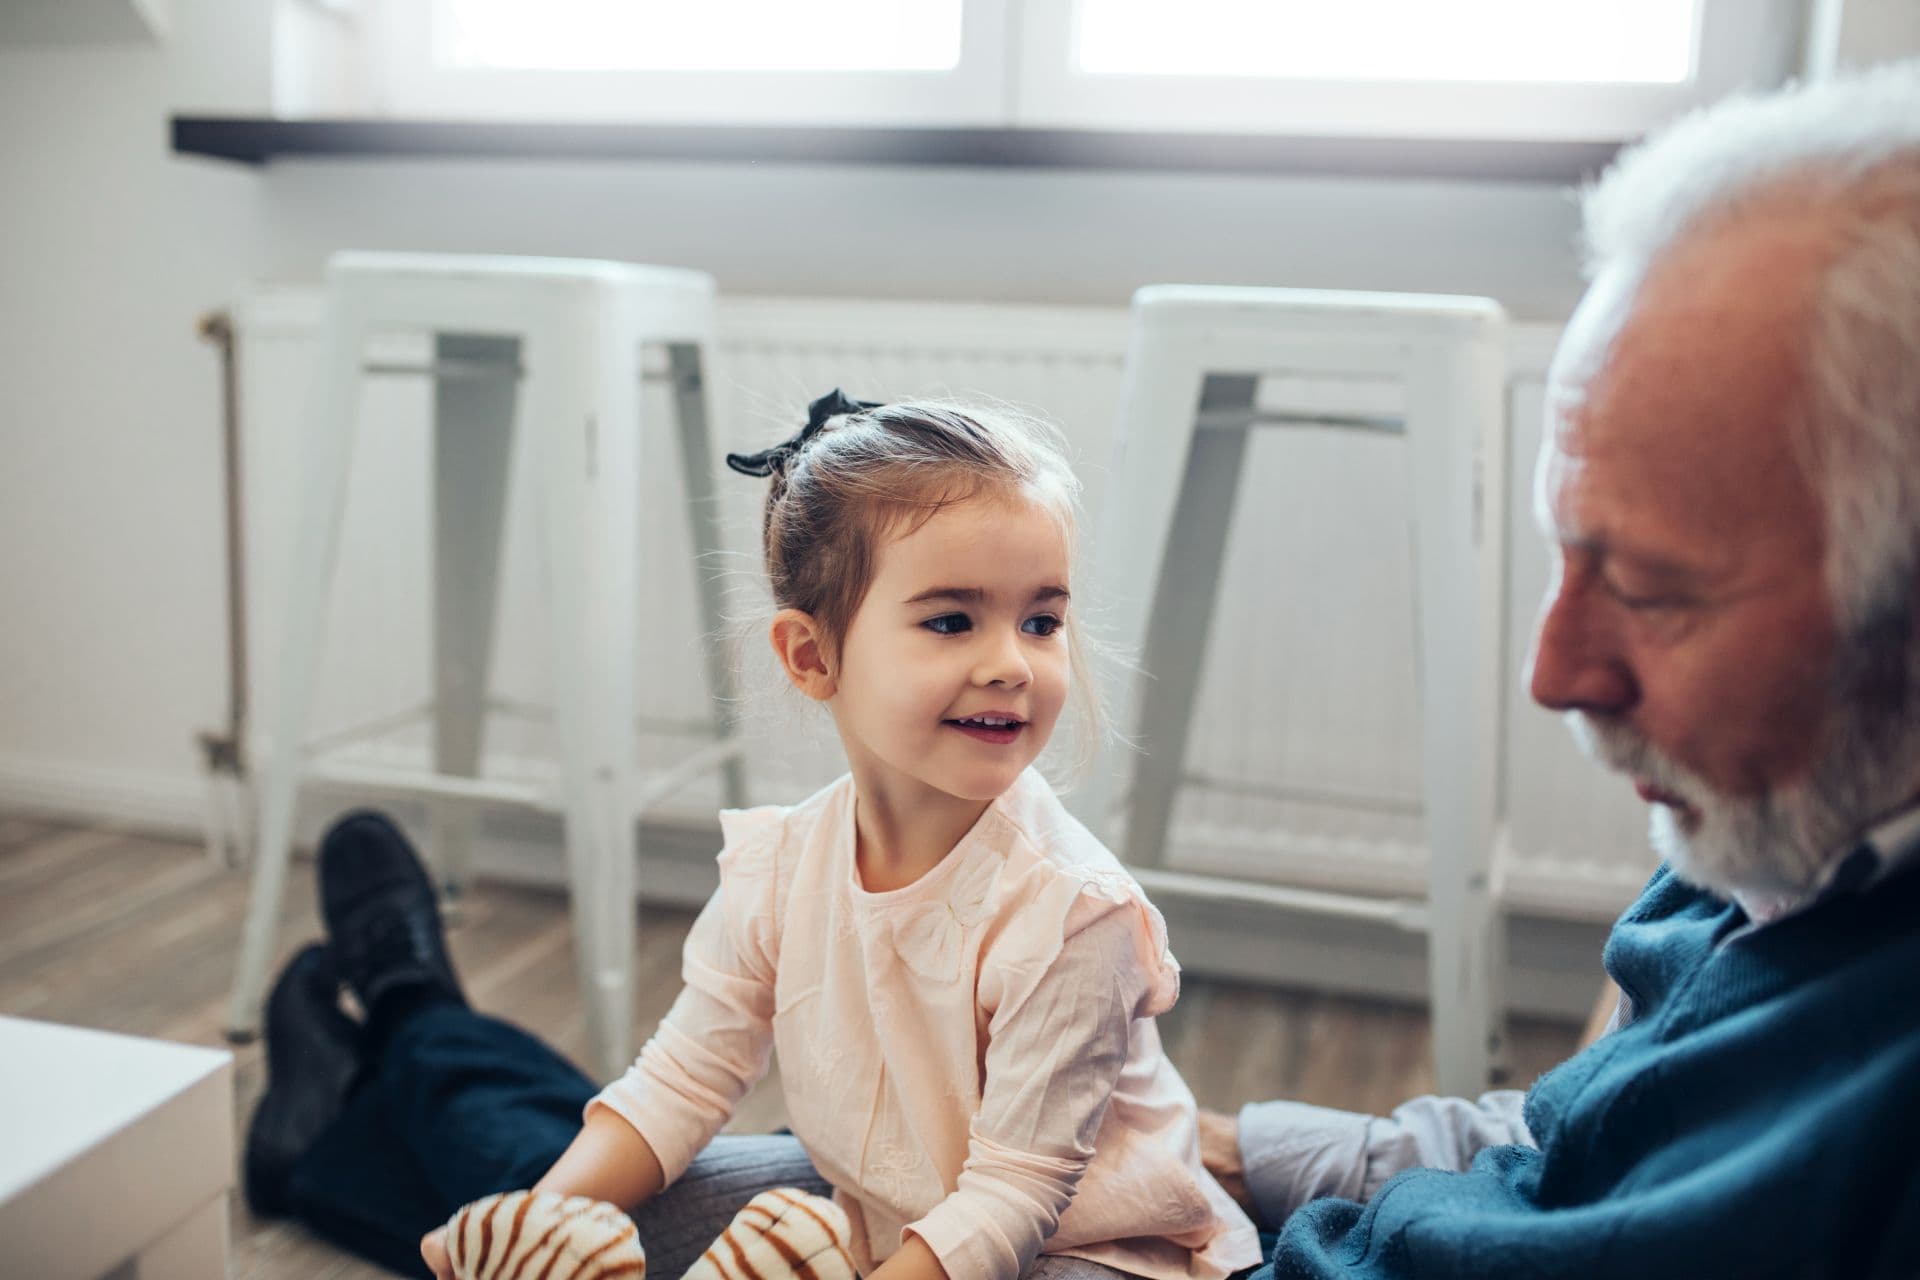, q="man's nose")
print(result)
[1526,573,1635,715]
